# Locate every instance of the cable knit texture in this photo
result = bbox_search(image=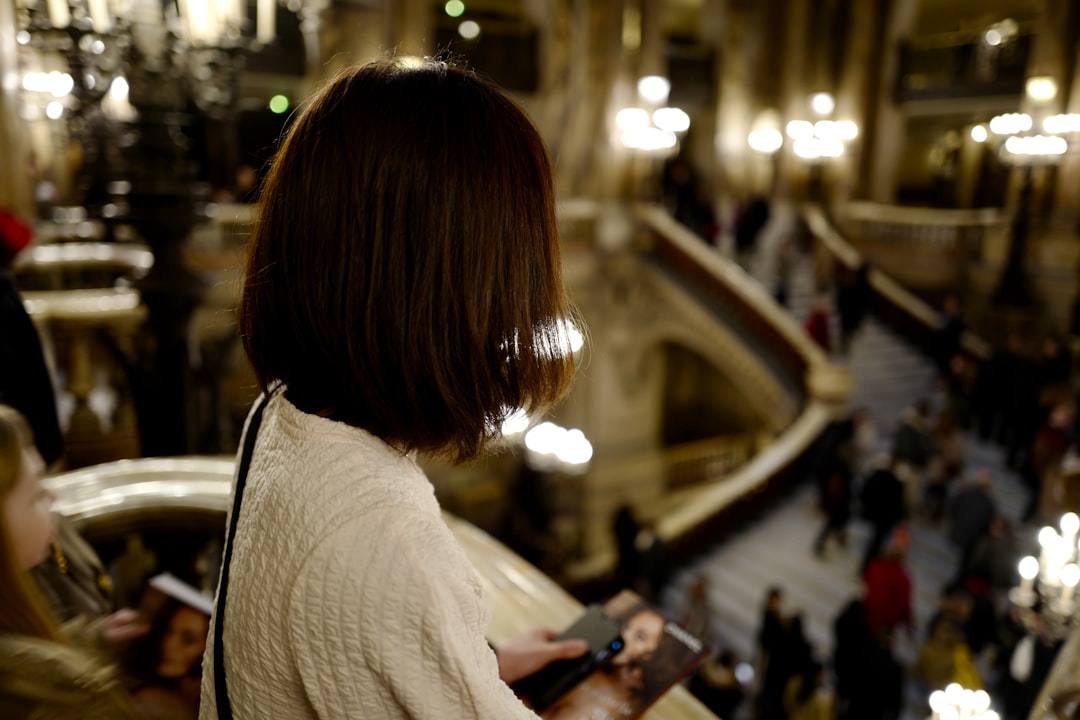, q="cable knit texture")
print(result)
[199,392,539,719]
